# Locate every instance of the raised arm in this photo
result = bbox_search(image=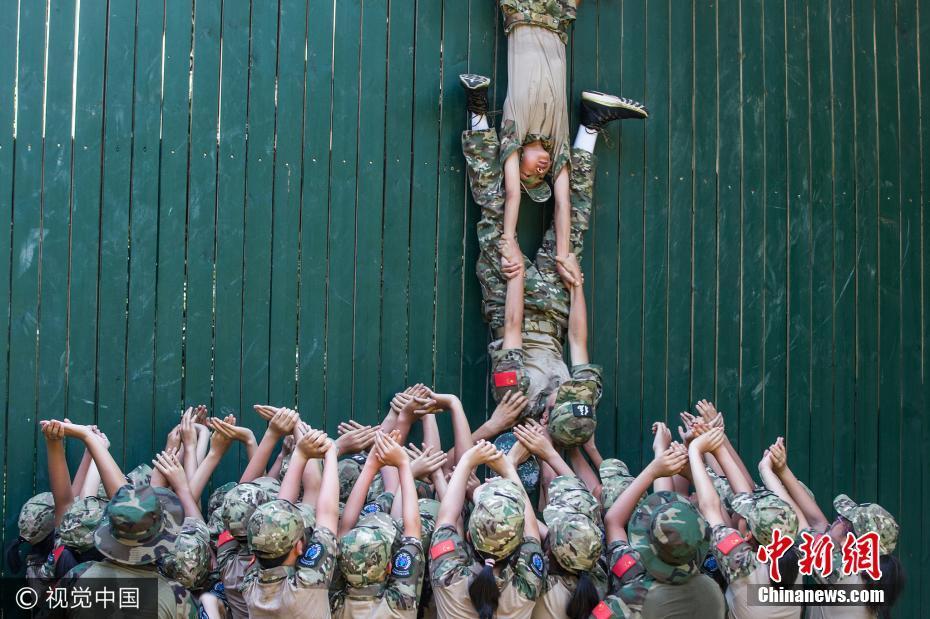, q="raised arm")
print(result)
[471,391,529,443]
[56,422,126,498]
[568,447,601,494]
[561,256,589,365]
[430,391,475,466]
[153,451,203,521]
[179,408,200,480]
[758,447,809,530]
[487,446,541,540]
[280,430,329,504]
[187,418,236,501]
[41,420,74,523]
[651,422,675,493]
[513,420,573,477]
[315,438,340,534]
[240,408,298,483]
[502,152,522,249]
[71,446,92,499]
[688,428,727,527]
[501,233,525,352]
[339,448,383,536]
[604,447,687,543]
[375,433,421,539]
[436,441,497,530]
[770,437,828,530]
